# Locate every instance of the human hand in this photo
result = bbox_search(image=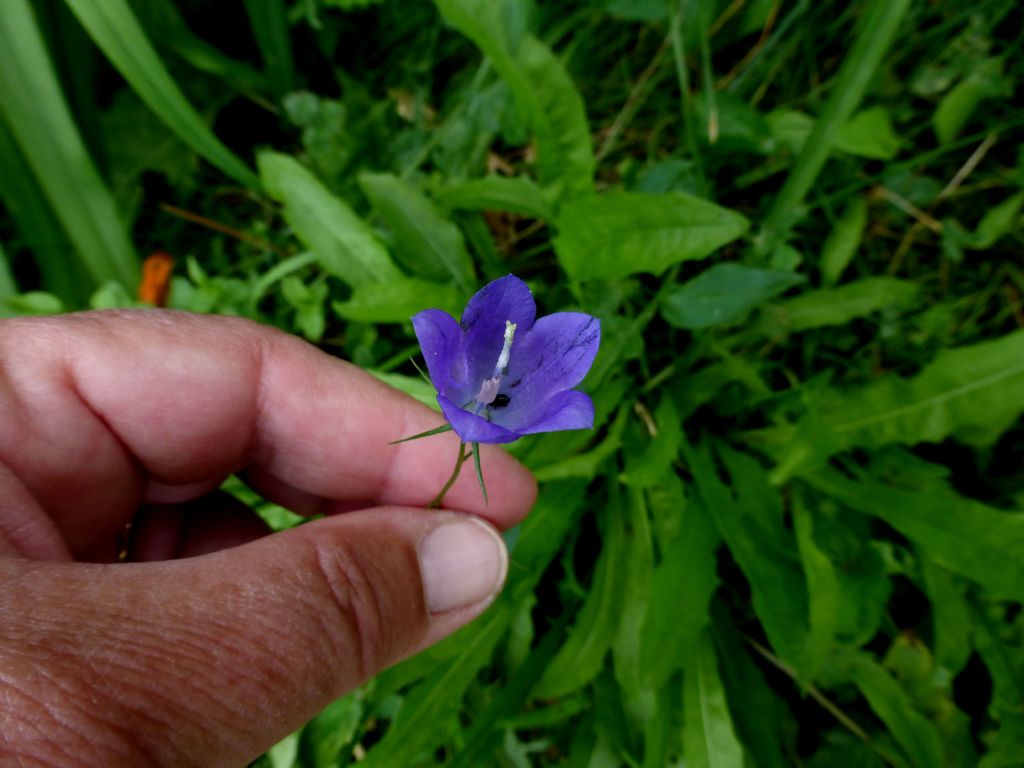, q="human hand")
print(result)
[0,311,536,767]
